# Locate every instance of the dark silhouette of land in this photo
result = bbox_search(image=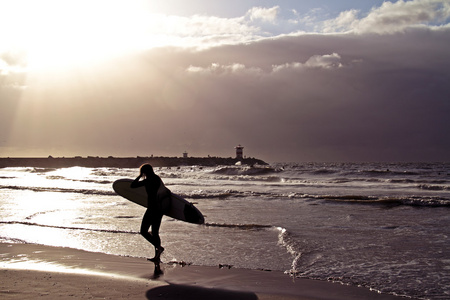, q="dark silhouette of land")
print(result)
[0,156,267,168]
